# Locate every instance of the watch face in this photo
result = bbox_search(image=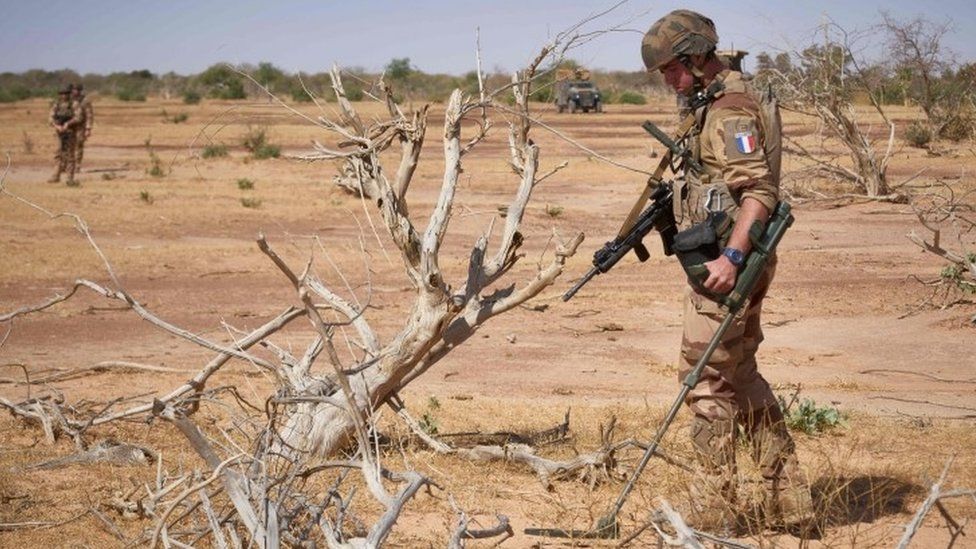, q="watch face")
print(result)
[723,248,744,265]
